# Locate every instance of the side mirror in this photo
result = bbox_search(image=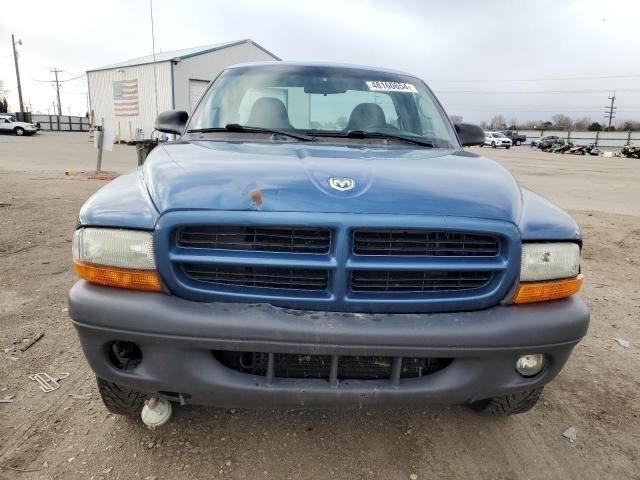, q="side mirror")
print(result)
[156,110,188,135]
[454,123,485,146]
